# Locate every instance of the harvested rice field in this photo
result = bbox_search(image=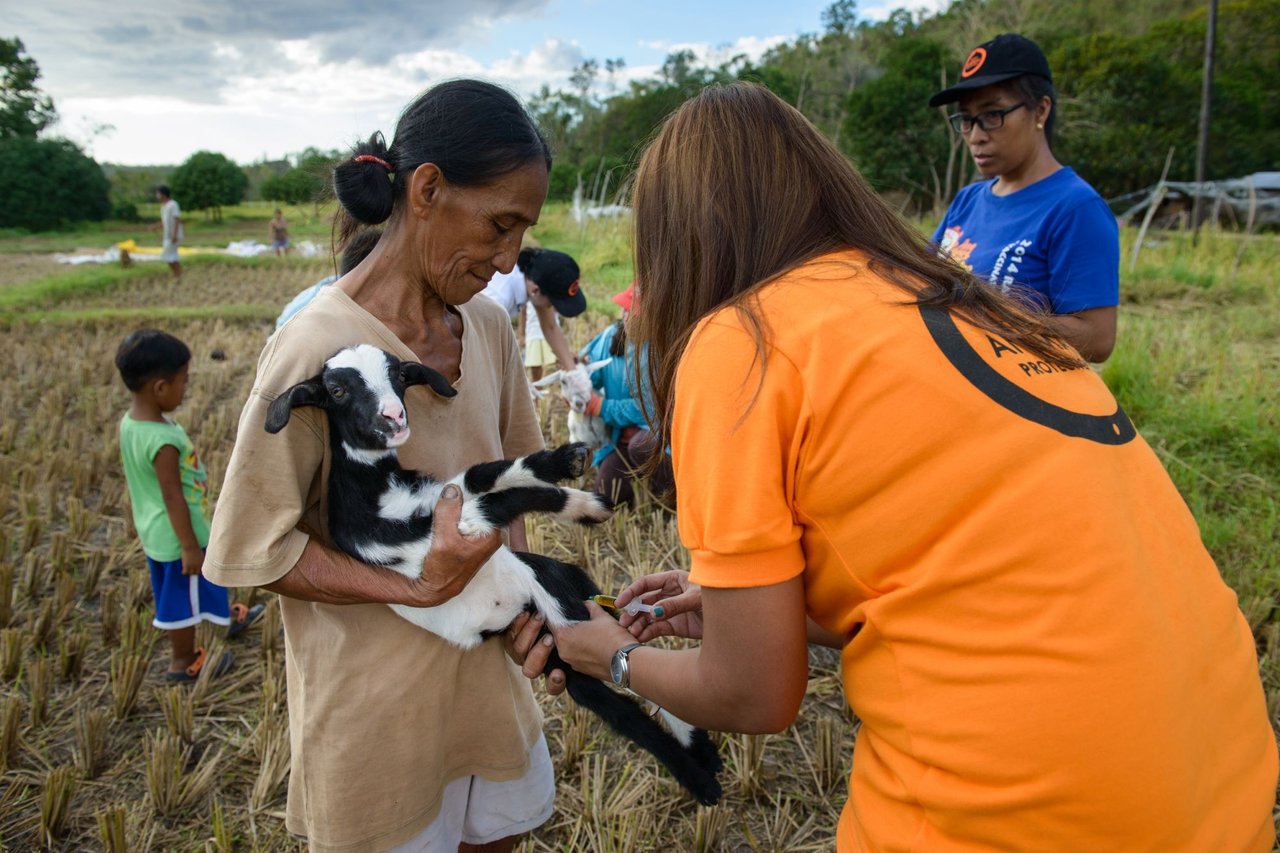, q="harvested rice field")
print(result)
[0,254,852,851]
